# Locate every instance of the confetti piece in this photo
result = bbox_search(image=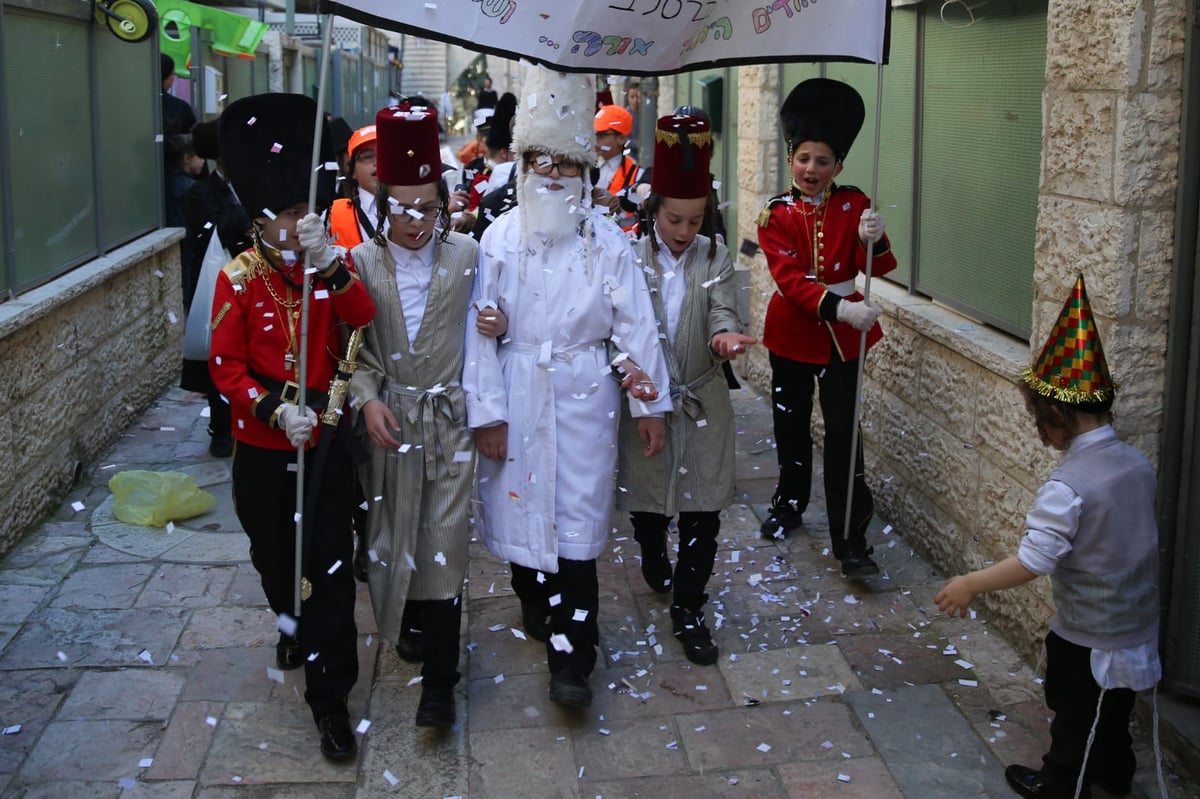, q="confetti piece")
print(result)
[838,774,852,783]
[959,679,978,687]
[494,674,505,684]
[138,649,153,665]
[757,742,772,753]
[2,725,21,735]
[206,716,218,727]
[511,628,527,640]
[356,719,371,734]
[549,633,573,653]
[70,501,85,512]
[139,757,154,768]
[56,651,68,662]
[327,560,343,574]
[277,614,298,636]
[384,769,400,786]
[954,659,974,670]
